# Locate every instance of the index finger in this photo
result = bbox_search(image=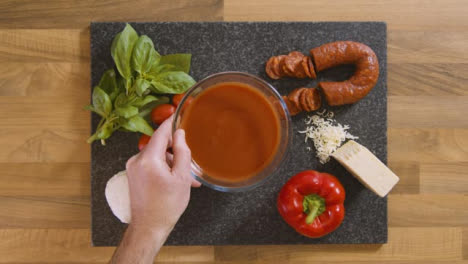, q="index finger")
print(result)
[142,116,174,159]
[172,129,191,177]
